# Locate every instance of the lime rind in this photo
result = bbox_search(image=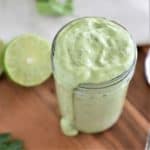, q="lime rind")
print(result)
[0,40,5,75]
[4,34,52,87]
